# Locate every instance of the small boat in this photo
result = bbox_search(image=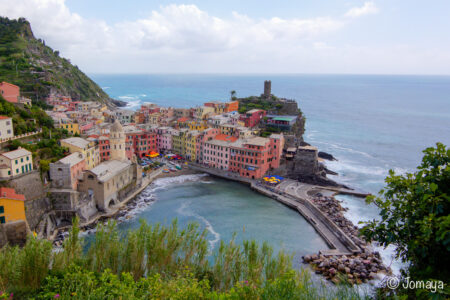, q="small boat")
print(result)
[163,169,169,173]
[169,167,176,172]
[175,164,182,170]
